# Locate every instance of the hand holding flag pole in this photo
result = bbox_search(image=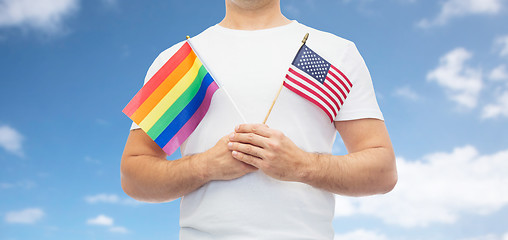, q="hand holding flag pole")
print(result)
[262,33,309,124]
[186,36,247,124]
